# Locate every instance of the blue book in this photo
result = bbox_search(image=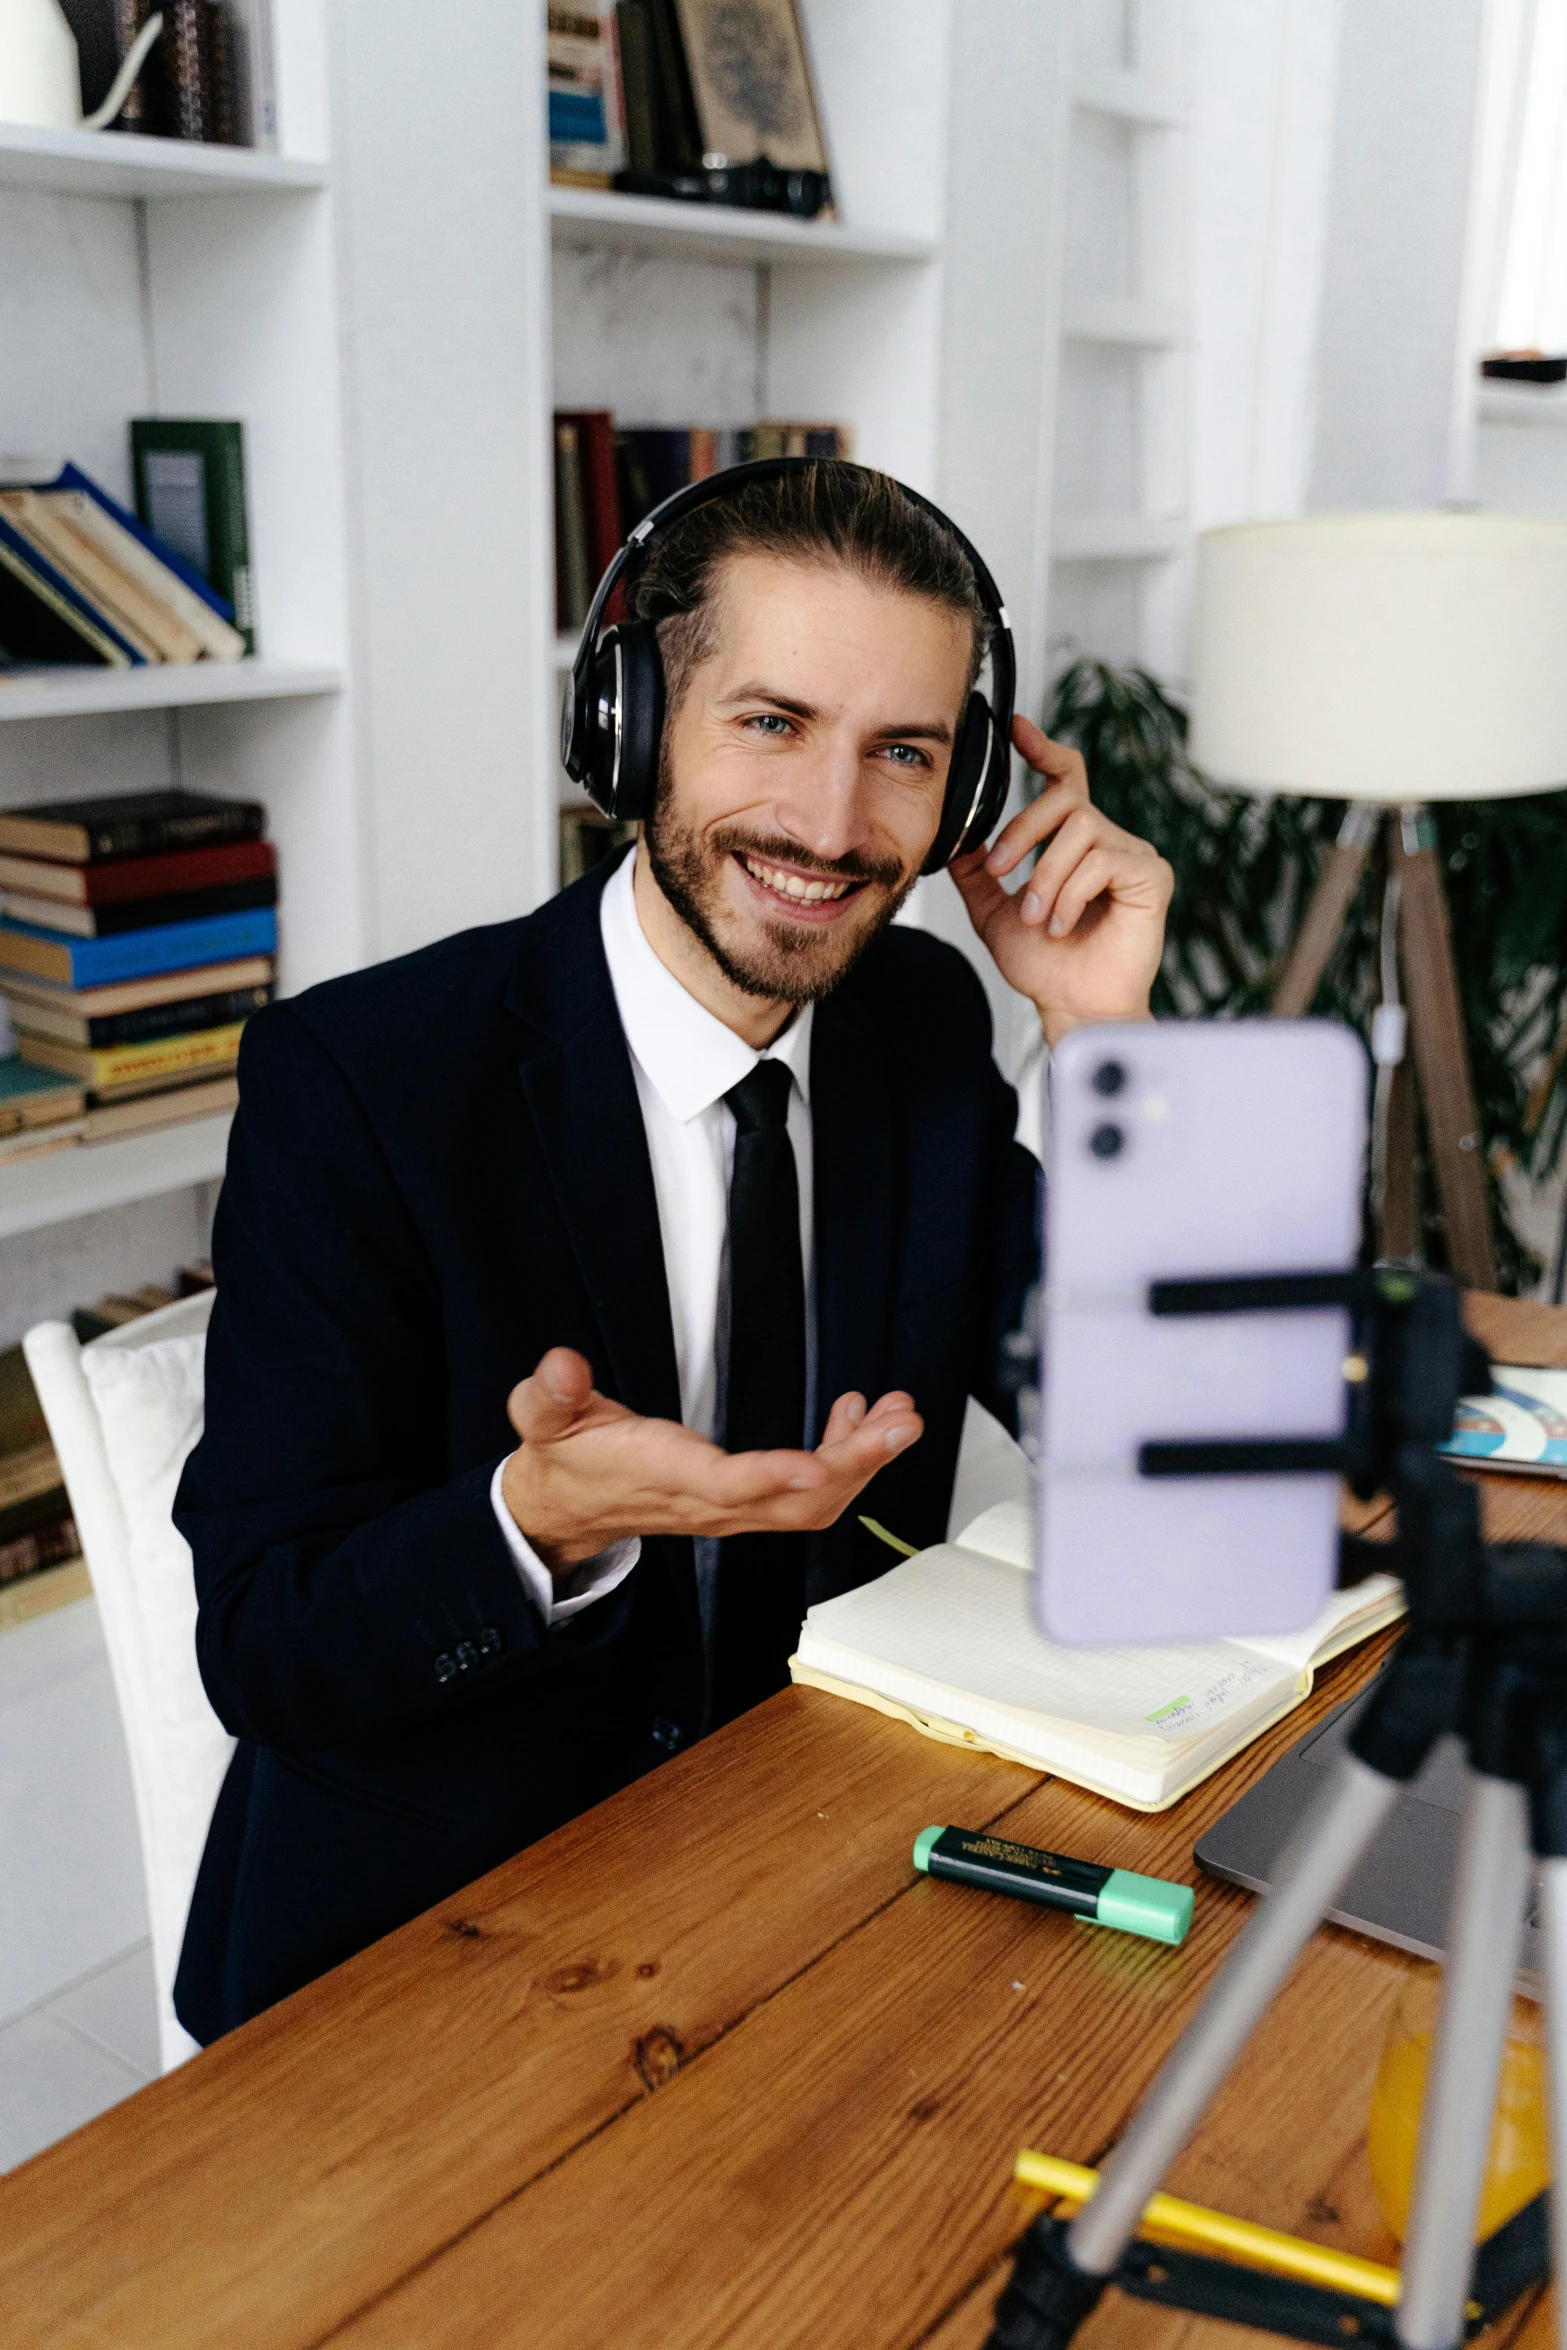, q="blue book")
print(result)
[31,462,237,628]
[0,511,146,668]
[0,906,276,989]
